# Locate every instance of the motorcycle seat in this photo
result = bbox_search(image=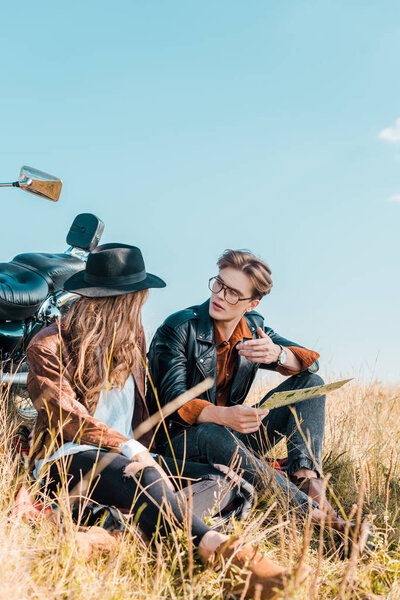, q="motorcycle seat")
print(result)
[0,263,49,321]
[12,253,85,293]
